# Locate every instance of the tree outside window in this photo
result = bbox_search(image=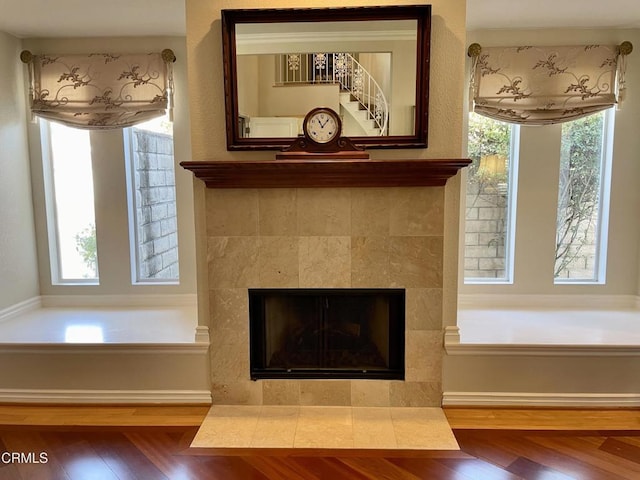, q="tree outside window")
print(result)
[555,111,609,281]
[464,113,516,282]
